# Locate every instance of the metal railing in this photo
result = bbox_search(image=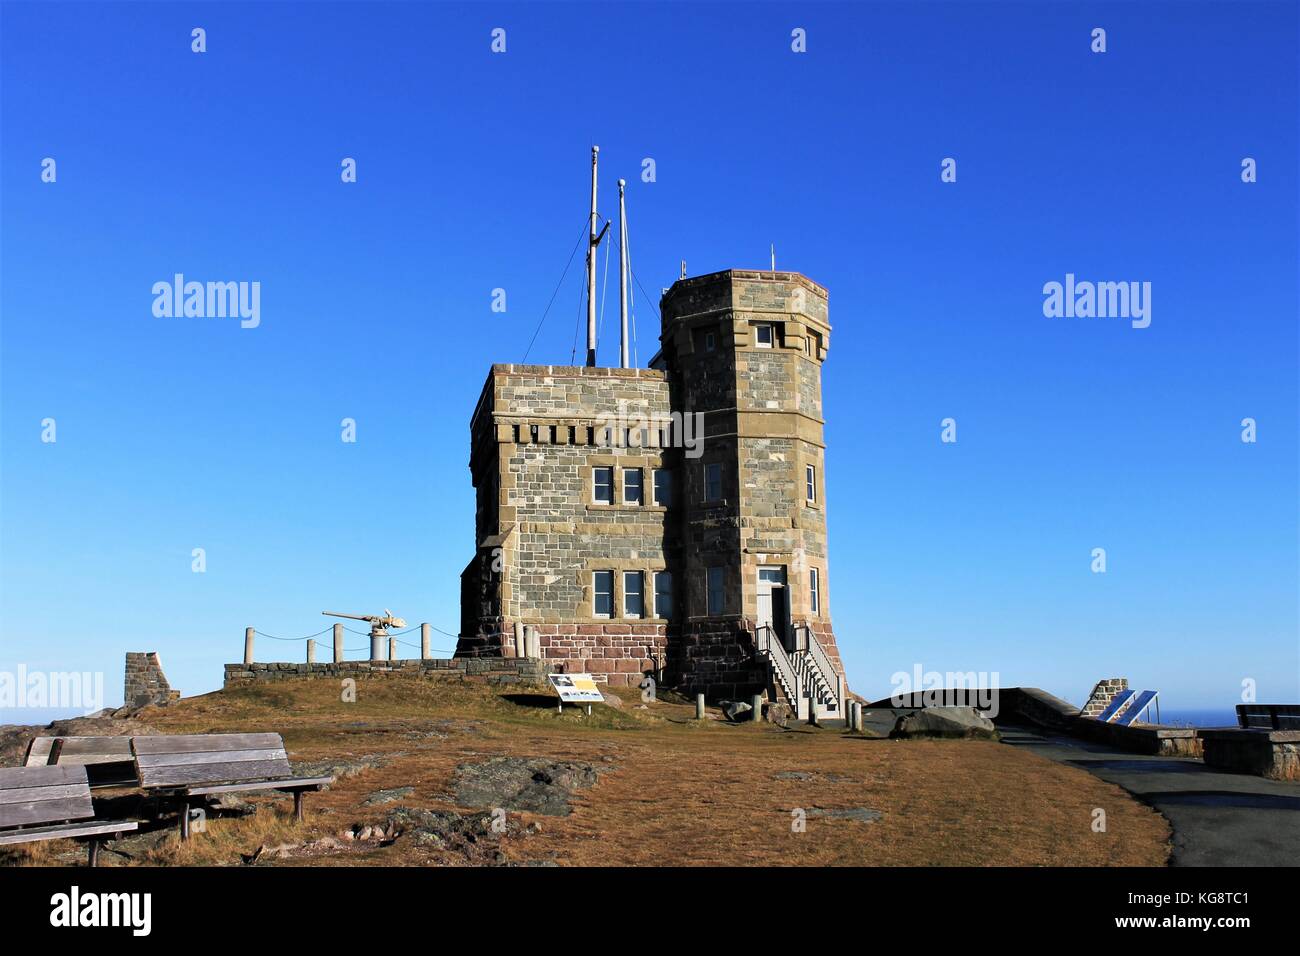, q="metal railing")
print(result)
[755,625,801,708]
[792,623,840,712]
